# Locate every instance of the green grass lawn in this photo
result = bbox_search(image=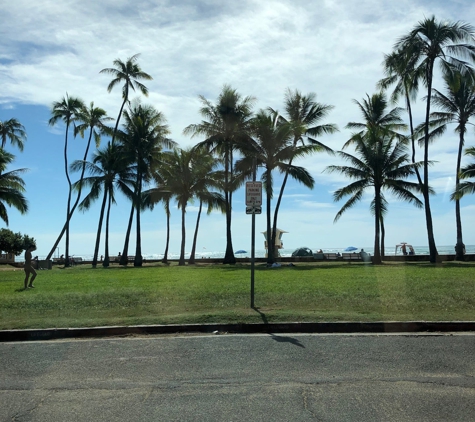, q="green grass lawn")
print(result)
[1,261,474,329]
